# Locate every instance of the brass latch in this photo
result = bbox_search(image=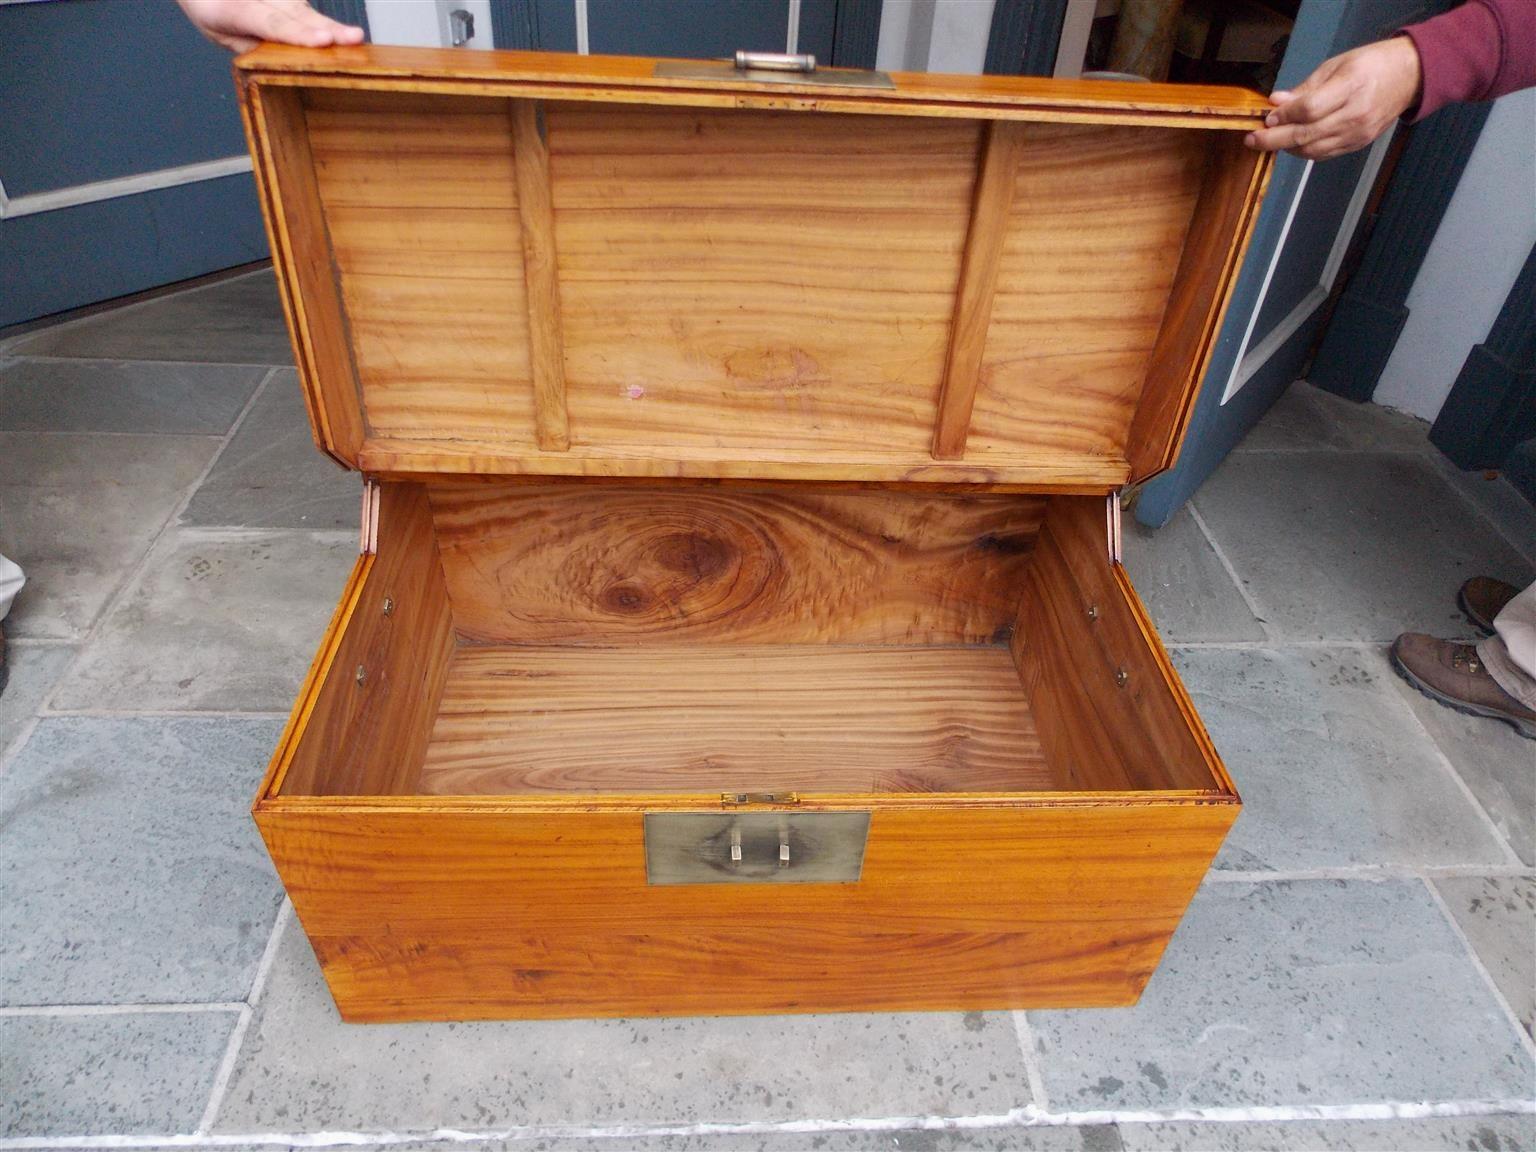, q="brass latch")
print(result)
[653,54,895,90]
[644,812,870,885]
[721,791,799,807]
